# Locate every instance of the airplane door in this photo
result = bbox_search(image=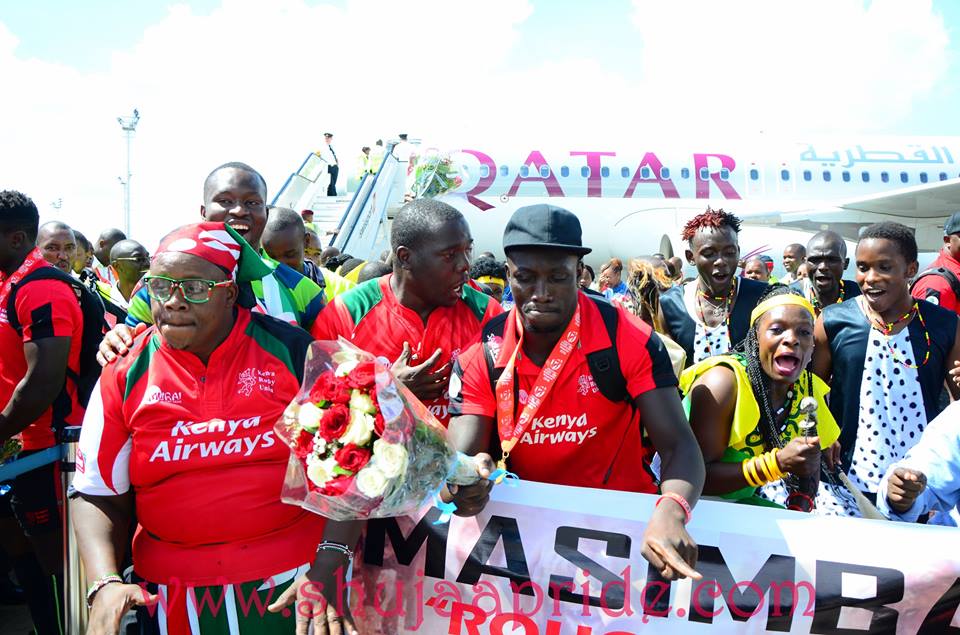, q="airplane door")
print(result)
[745,160,764,198]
